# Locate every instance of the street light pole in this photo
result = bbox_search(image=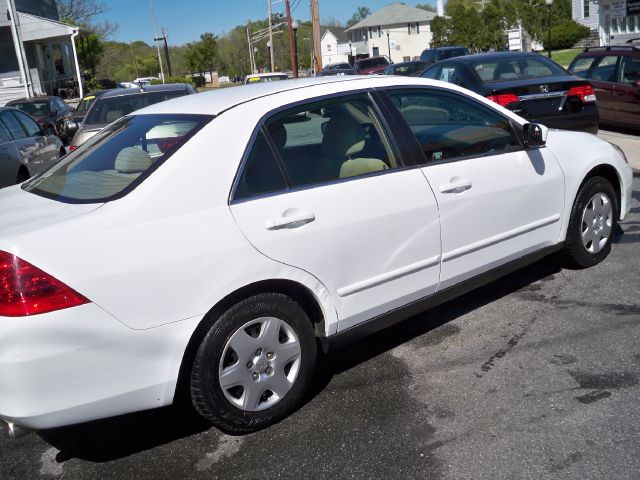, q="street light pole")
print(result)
[546,0,554,59]
[292,20,299,77]
[386,30,391,62]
